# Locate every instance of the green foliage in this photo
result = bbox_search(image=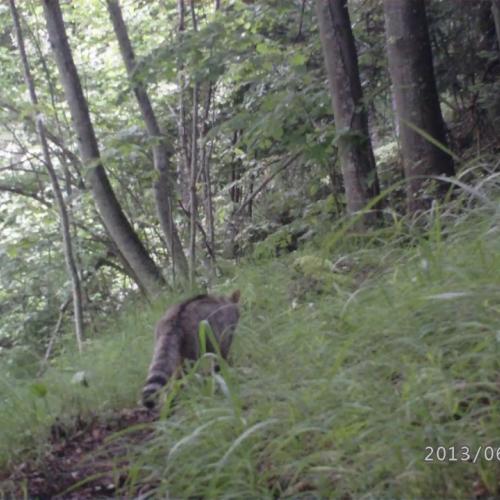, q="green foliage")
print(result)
[252,228,293,260]
[0,0,336,352]
[293,254,333,277]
